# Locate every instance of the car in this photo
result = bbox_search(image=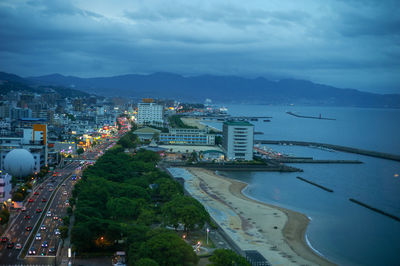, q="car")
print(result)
[63,191,67,195]
[49,188,54,192]
[39,186,43,189]
[47,211,51,217]
[62,183,66,186]
[24,215,31,220]
[21,207,27,212]
[1,236,8,242]
[25,226,32,231]
[55,229,60,235]
[42,198,47,202]
[7,242,14,249]
[15,243,22,250]
[36,208,42,213]
[41,241,48,247]
[53,216,59,220]
[35,233,41,240]
[34,191,39,195]
[48,247,56,254]
[28,198,34,203]
[28,247,36,255]
[40,224,46,230]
